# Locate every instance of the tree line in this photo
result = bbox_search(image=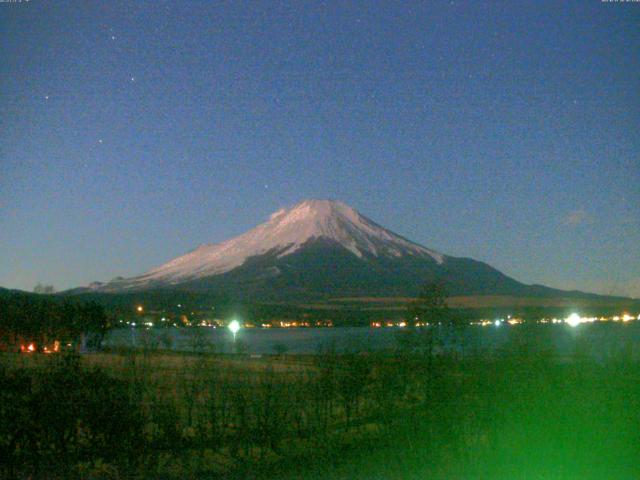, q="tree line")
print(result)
[0,291,108,351]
